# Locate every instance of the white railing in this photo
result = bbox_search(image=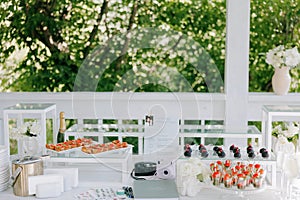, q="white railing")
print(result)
[1,92,300,120]
[1,92,300,153]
